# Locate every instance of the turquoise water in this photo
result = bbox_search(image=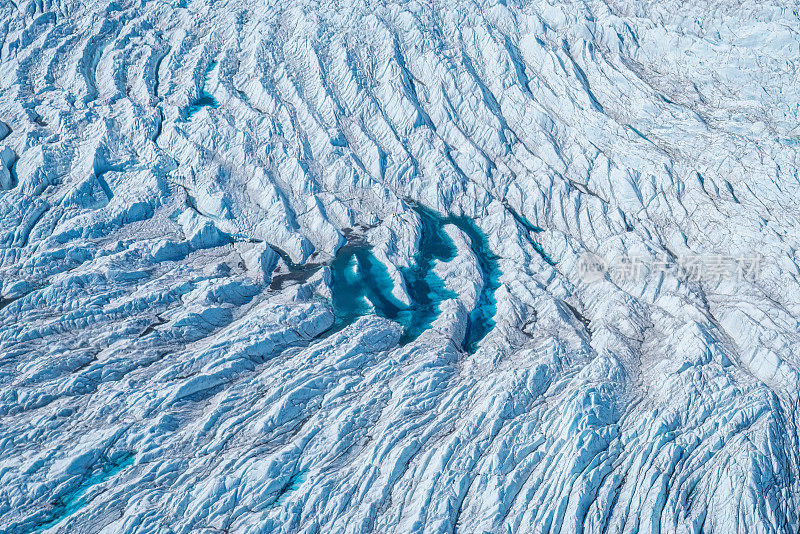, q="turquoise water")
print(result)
[185,61,219,119]
[328,206,501,352]
[268,470,307,508]
[329,207,458,343]
[30,452,135,533]
[443,214,501,353]
[329,244,402,331]
[397,206,460,343]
